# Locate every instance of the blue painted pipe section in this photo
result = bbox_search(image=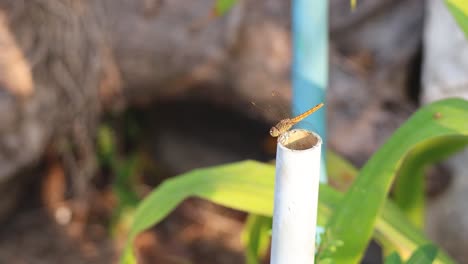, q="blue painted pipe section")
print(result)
[292,0,328,183]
